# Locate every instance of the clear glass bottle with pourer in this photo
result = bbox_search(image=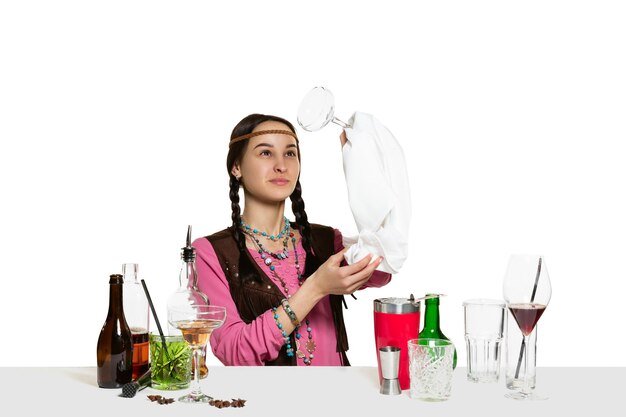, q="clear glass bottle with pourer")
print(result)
[122,263,150,380]
[167,225,210,379]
